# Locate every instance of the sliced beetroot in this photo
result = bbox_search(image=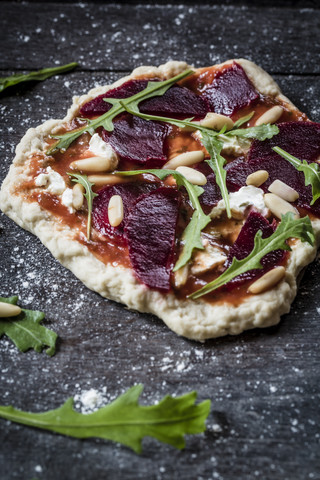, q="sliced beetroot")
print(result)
[124,187,180,291]
[196,162,222,213]
[202,62,259,116]
[102,114,169,167]
[80,79,148,118]
[140,85,208,119]
[92,182,158,242]
[225,210,286,289]
[226,122,320,216]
